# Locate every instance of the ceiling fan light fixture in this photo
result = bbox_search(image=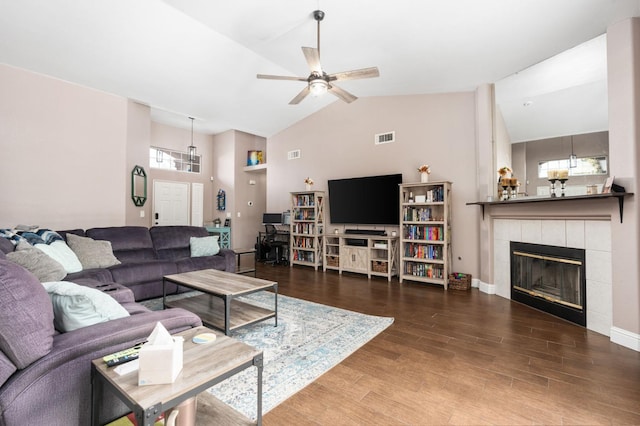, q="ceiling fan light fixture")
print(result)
[309,79,328,97]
